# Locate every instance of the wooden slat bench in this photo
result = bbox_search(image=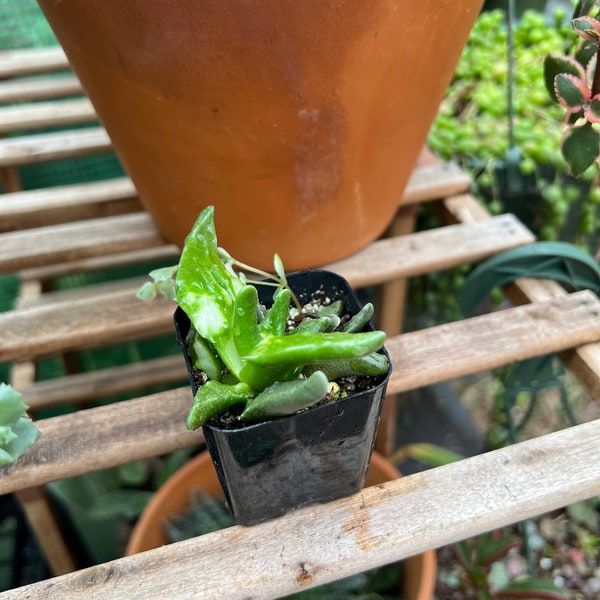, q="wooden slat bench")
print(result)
[2,46,600,599]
